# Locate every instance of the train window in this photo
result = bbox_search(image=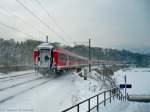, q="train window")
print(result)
[66,56,68,60]
[69,56,71,60]
[38,57,40,61]
[45,56,49,61]
[69,56,72,60]
[72,57,74,60]
[64,55,67,60]
[58,53,63,60]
